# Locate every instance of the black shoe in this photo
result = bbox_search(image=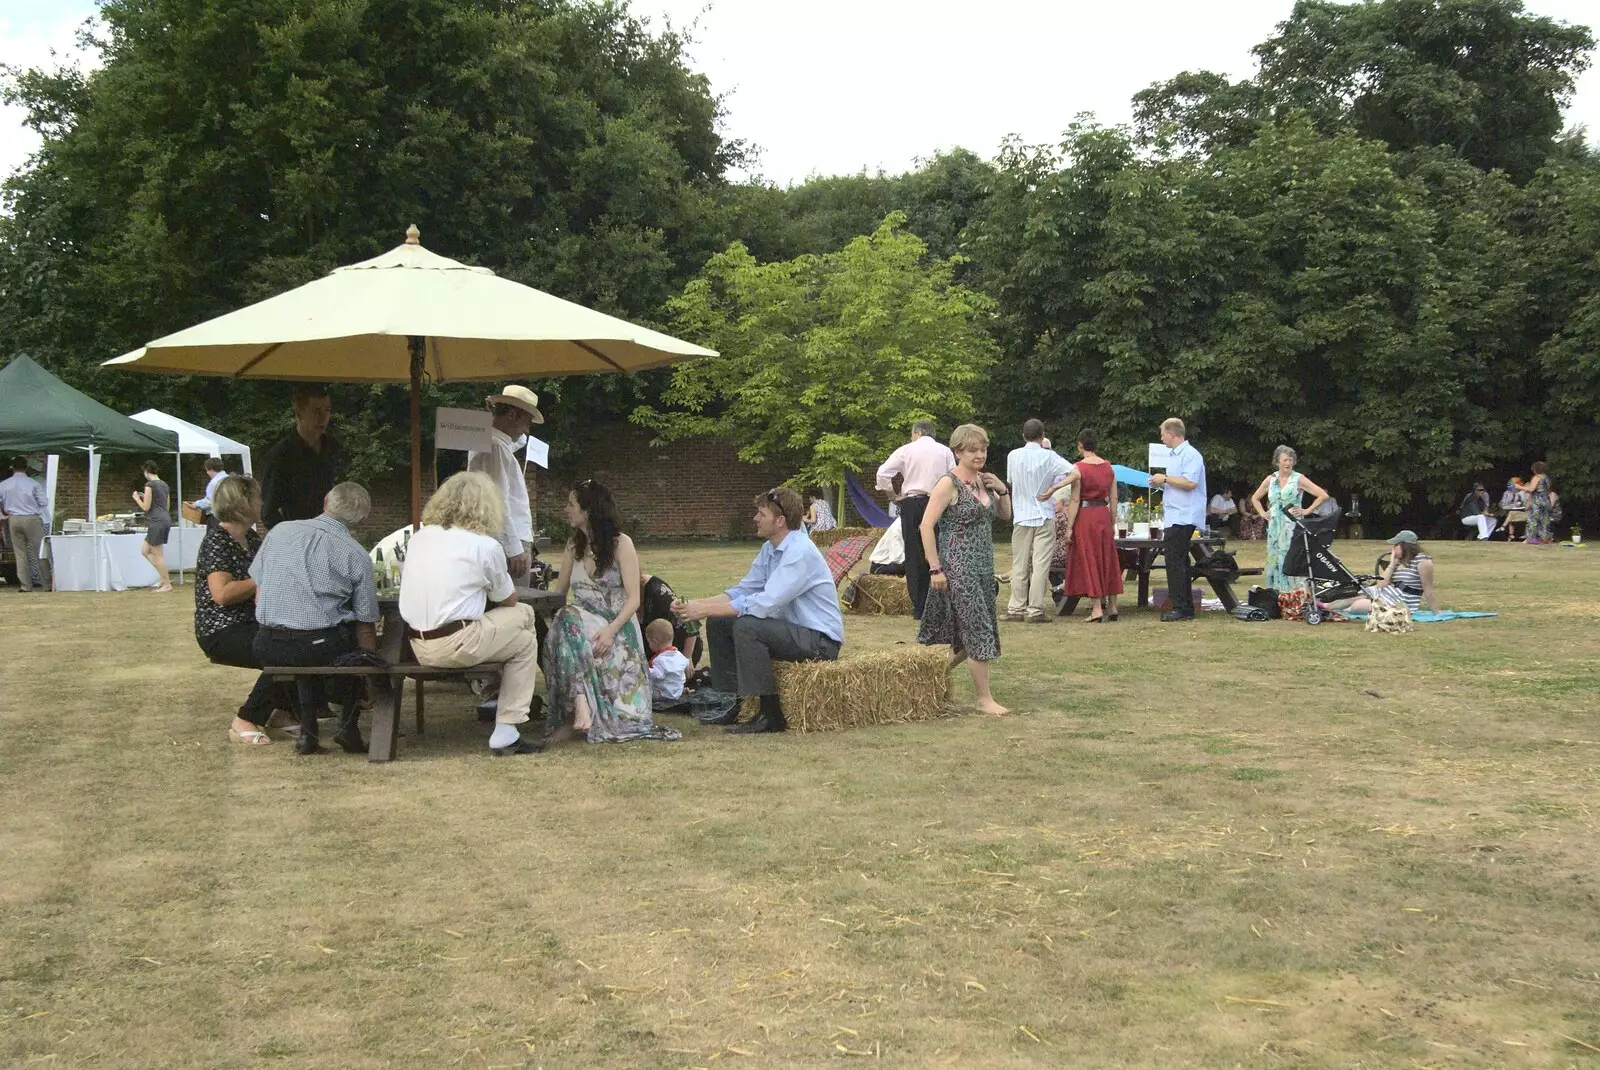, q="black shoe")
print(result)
[1160,610,1195,622]
[475,698,498,723]
[727,712,786,734]
[294,734,324,755]
[491,738,542,756]
[333,732,367,754]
